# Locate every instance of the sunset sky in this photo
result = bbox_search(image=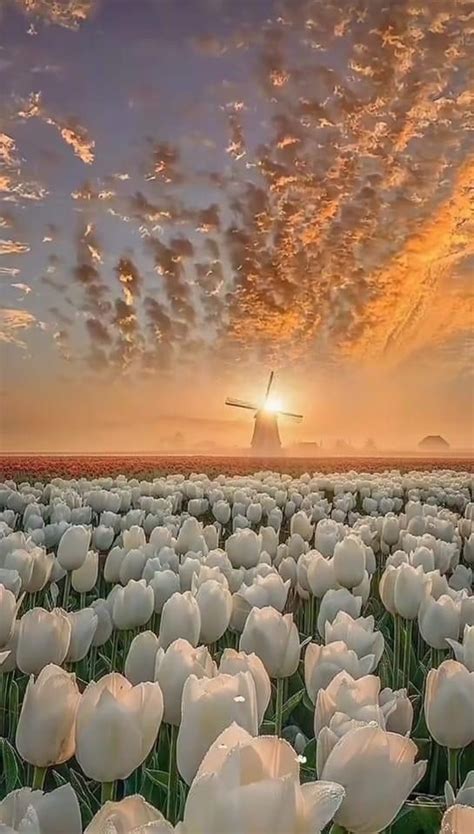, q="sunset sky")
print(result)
[0,0,473,453]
